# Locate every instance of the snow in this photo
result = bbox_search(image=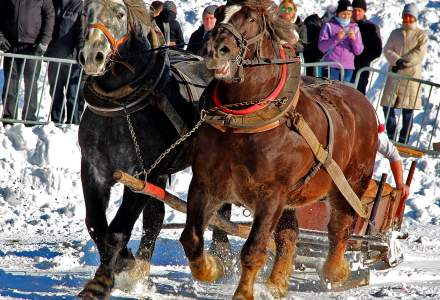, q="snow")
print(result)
[0,0,440,299]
